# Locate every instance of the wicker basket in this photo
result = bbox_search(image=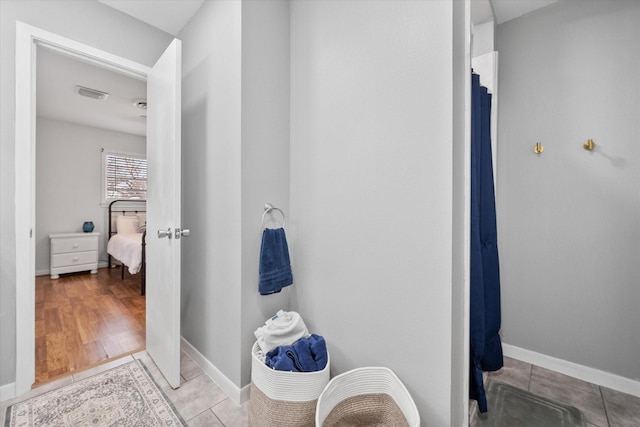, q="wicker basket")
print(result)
[248,341,331,427]
[315,367,420,427]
